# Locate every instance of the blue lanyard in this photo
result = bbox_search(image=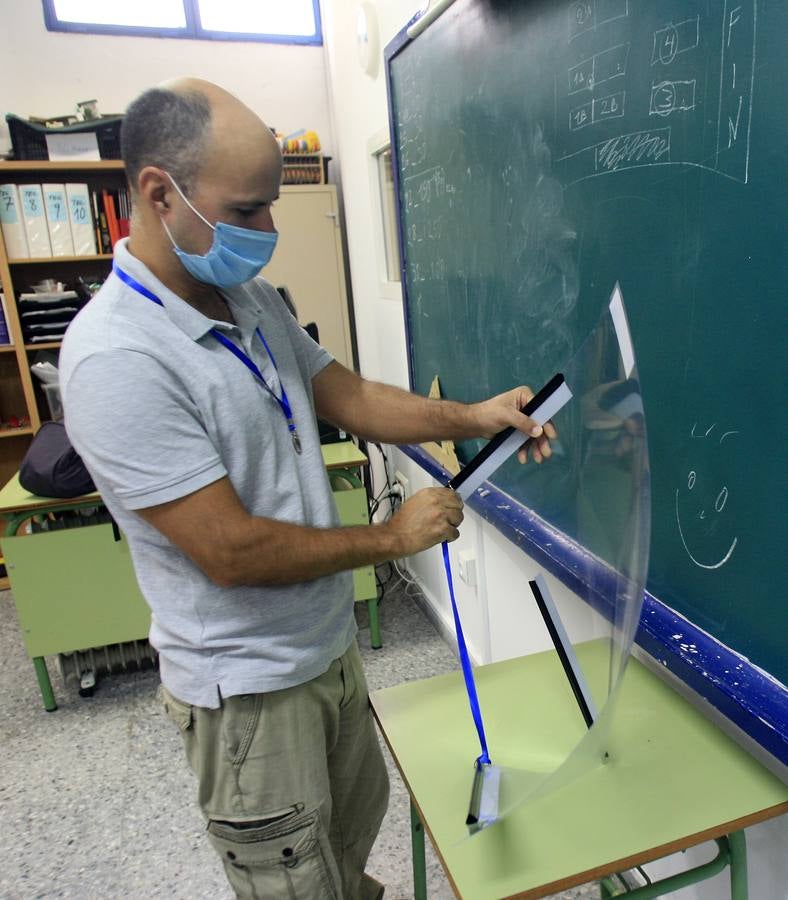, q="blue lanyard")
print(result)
[113,263,302,453]
[442,541,491,768]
